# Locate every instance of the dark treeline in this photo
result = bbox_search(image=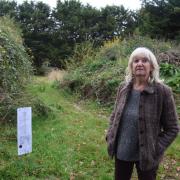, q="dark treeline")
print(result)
[0,0,179,70]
